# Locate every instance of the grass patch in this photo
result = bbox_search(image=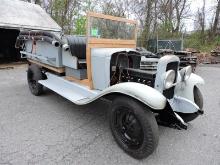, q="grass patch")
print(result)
[184,31,220,52]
